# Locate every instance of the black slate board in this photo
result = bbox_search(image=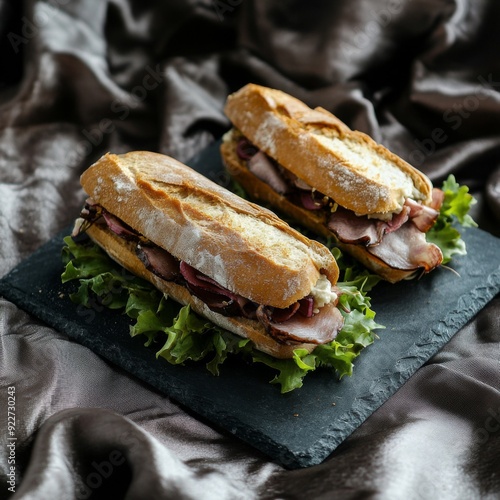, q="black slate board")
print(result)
[1,141,500,469]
